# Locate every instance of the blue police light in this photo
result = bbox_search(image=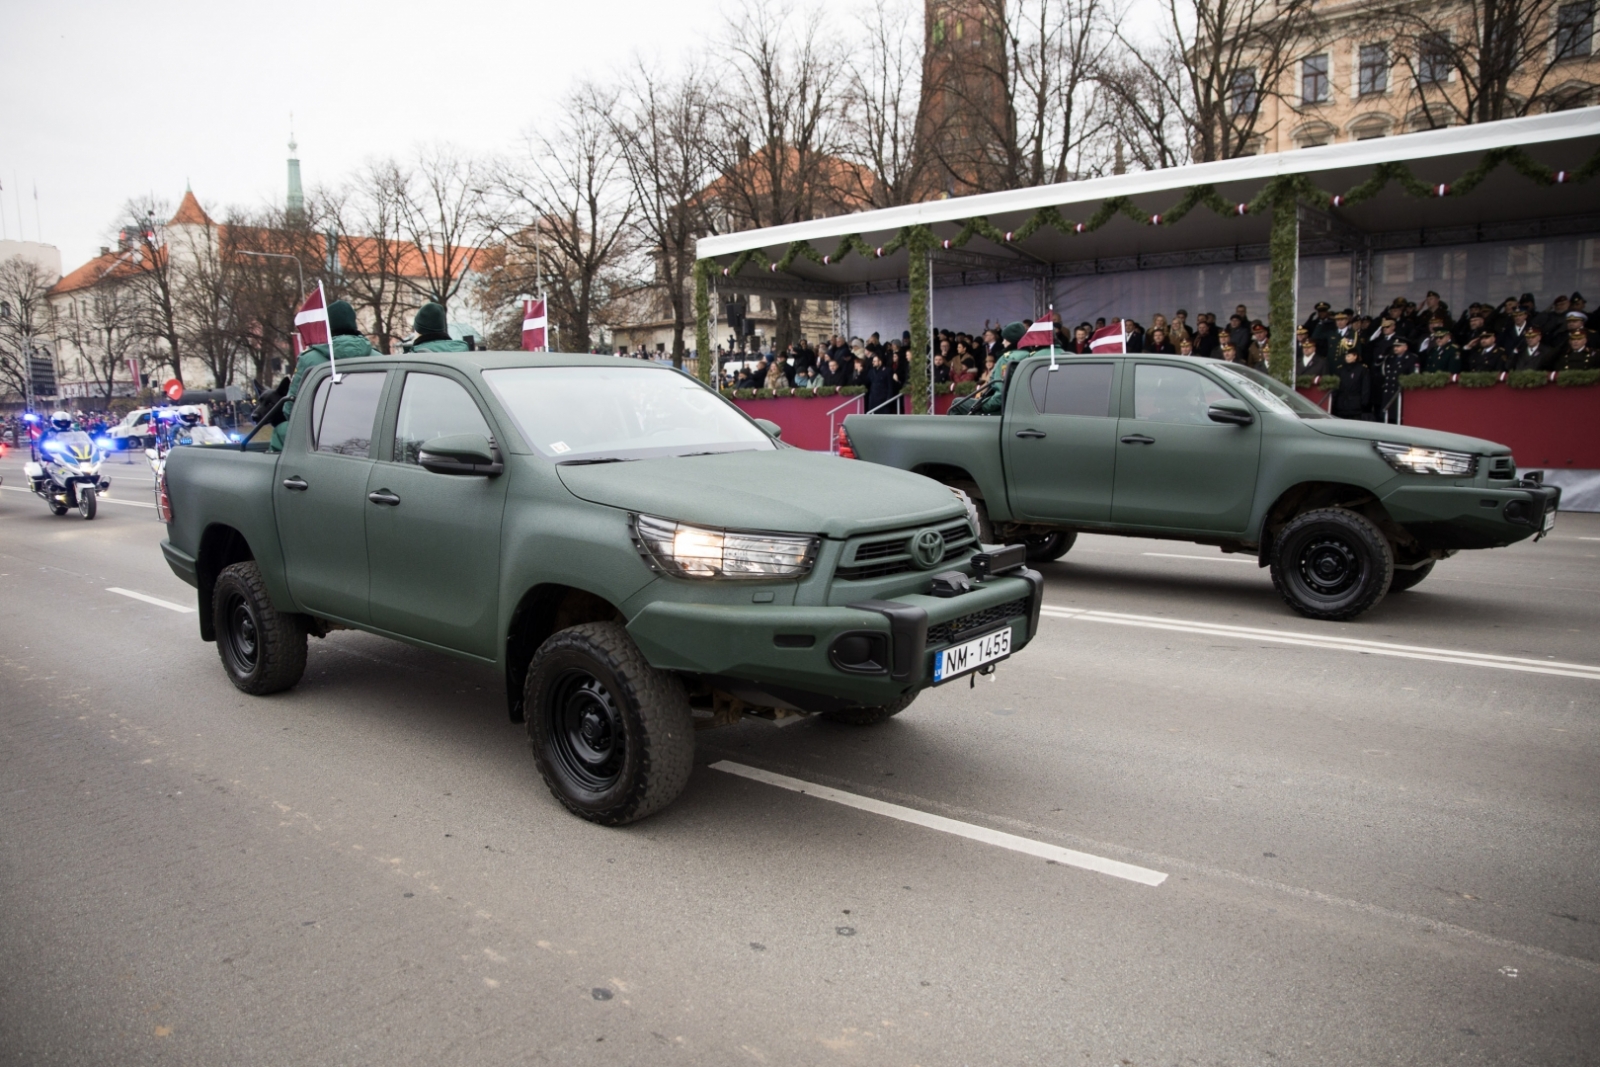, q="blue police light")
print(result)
[228,432,243,442]
[95,437,113,450]
[22,413,40,423]
[43,439,64,452]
